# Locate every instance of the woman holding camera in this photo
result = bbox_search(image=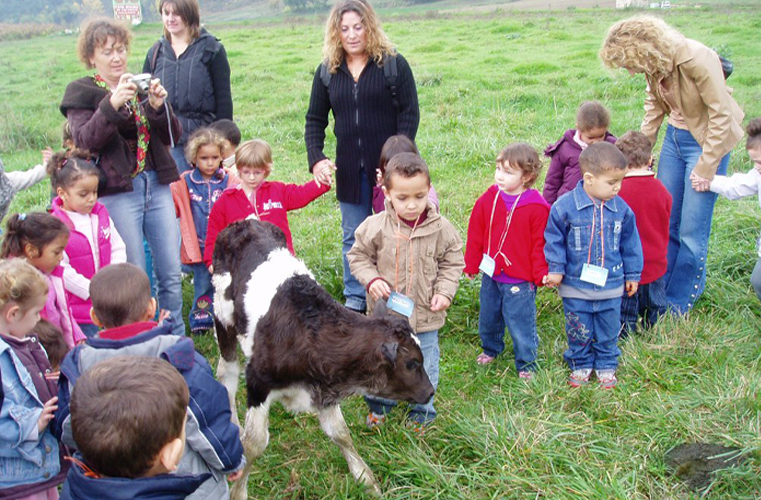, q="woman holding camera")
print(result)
[60,18,185,336]
[143,0,232,173]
